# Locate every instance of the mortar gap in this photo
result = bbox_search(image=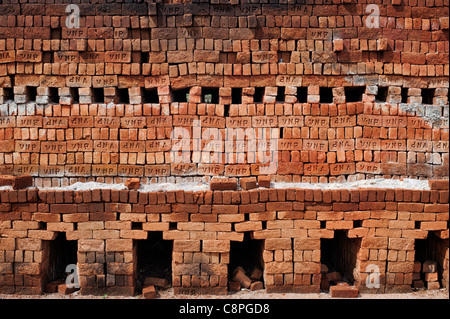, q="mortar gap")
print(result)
[353,220,362,228]
[131,222,143,230]
[169,222,177,230]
